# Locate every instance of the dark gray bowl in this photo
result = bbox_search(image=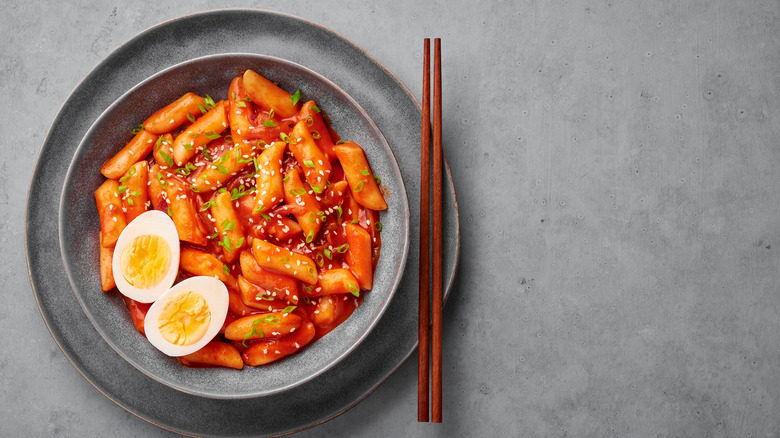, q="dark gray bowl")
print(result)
[59,53,410,399]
